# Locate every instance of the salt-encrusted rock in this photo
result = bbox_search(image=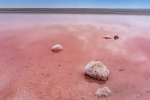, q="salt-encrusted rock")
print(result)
[103,35,111,39]
[51,44,63,51]
[95,87,111,98]
[84,61,109,80]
